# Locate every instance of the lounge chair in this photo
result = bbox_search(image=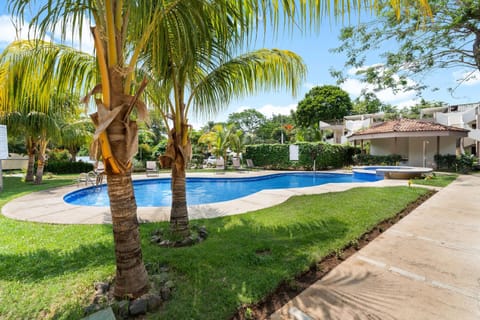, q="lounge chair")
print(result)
[246,159,258,171]
[215,157,225,174]
[146,161,160,177]
[232,158,245,172]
